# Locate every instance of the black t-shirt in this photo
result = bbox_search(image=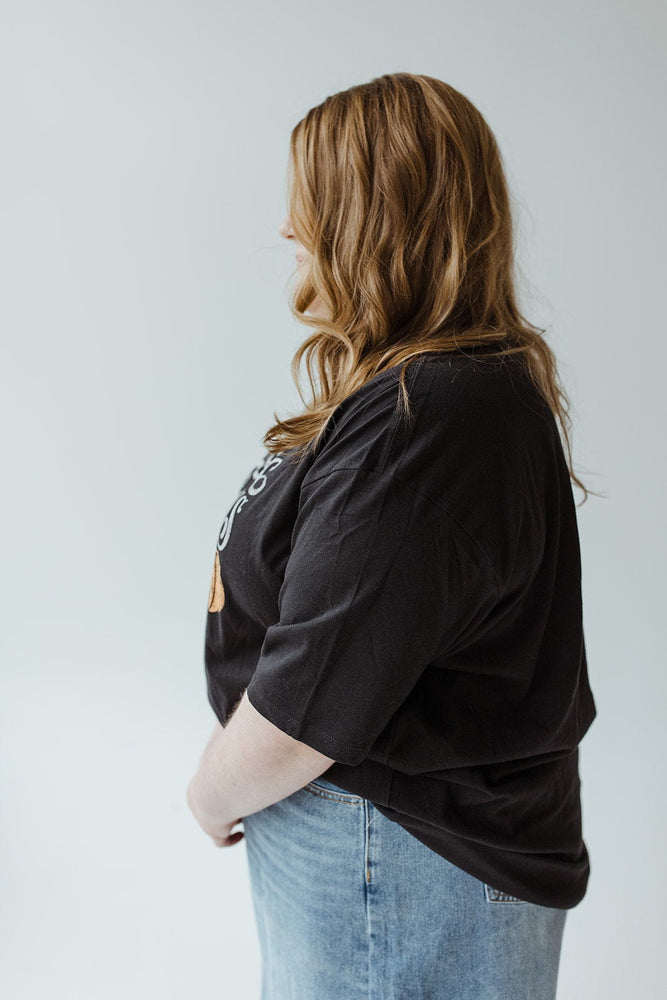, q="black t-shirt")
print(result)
[203,347,597,910]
